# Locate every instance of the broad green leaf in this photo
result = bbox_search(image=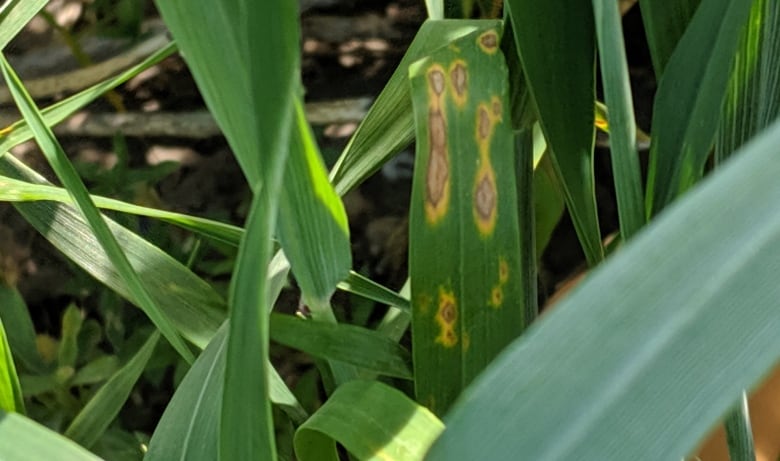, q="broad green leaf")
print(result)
[294,380,444,461]
[409,21,526,415]
[145,323,307,461]
[0,54,193,362]
[716,0,780,163]
[638,0,701,78]
[505,0,603,265]
[0,0,48,50]
[0,284,45,374]
[330,20,501,196]
[71,356,119,387]
[0,410,102,461]
[278,100,351,308]
[426,118,780,461]
[592,0,645,240]
[0,155,226,350]
[0,317,24,414]
[65,331,159,448]
[645,0,754,216]
[269,314,411,379]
